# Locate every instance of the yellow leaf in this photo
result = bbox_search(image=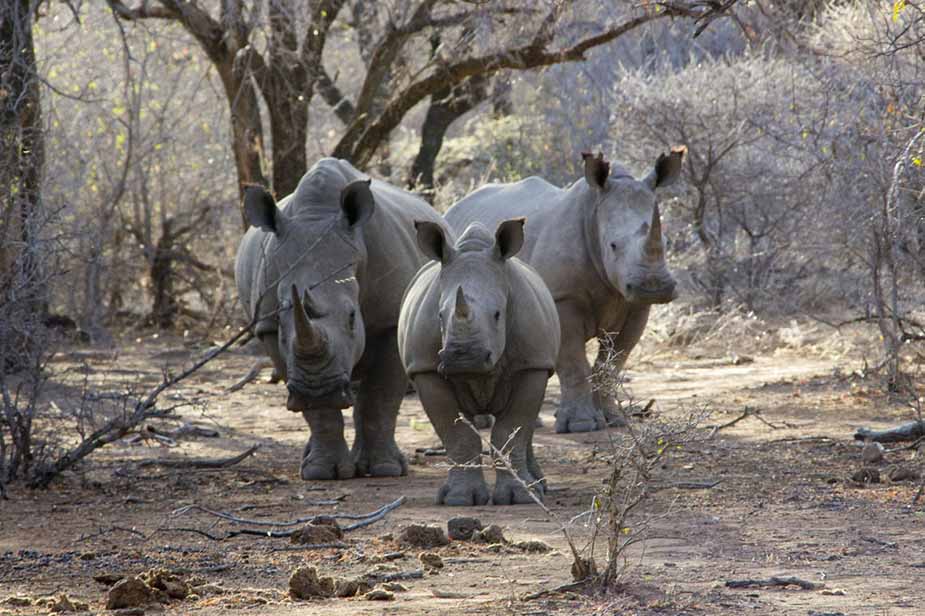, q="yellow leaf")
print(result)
[893,0,906,22]
[913,157,922,167]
